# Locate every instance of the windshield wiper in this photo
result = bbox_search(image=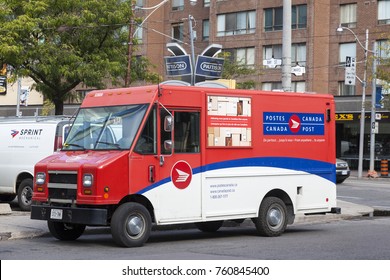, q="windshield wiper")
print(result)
[62,143,85,150]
